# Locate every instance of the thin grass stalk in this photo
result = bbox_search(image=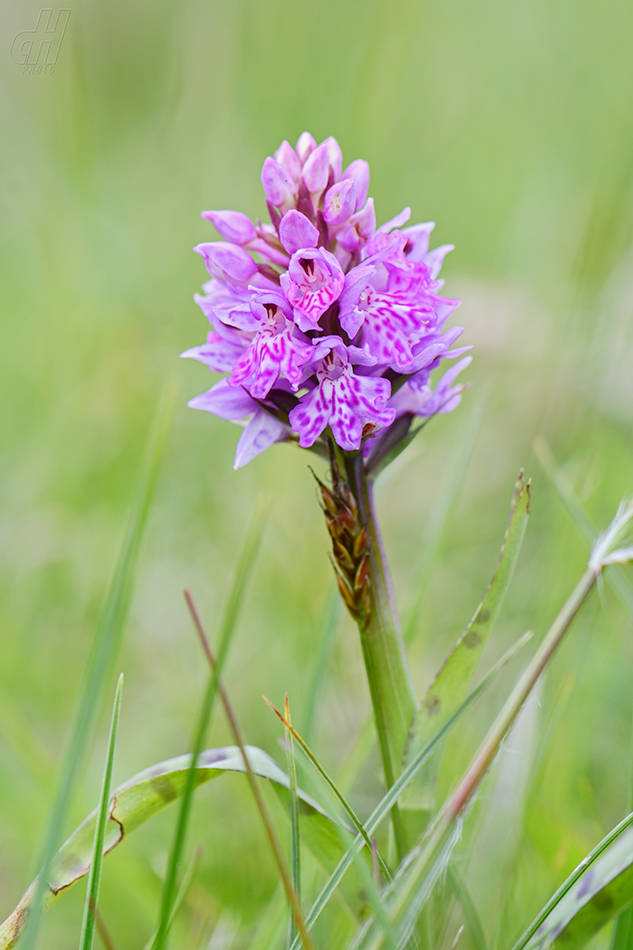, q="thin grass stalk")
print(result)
[287,633,533,950]
[79,674,124,950]
[284,695,302,945]
[184,591,314,950]
[153,501,266,950]
[264,697,392,883]
[20,382,175,950]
